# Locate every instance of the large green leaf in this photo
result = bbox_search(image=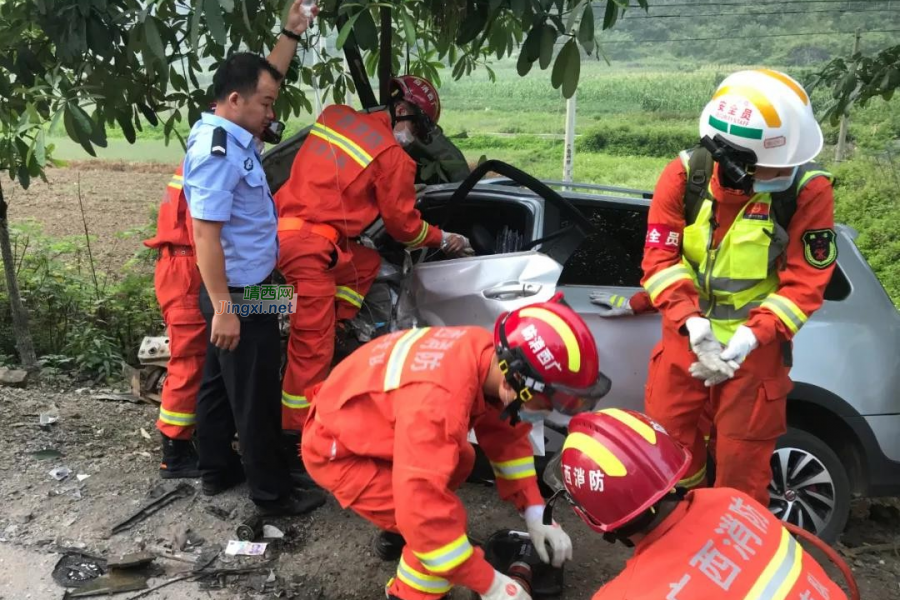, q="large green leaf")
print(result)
[578,4,594,54]
[401,10,416,46]
[517,46,534,77]
[354,9,378,52]
[457,8,486,46]
[116,110,136,144]
[560,39,580,98]
[64,104,95,157]
[138,103,159,127]
[190,0,204,50]
[336,12,362,49]
[143,17,166,65]
[539,25,556,70]
[603,0,619,31]
[204,0,227,47]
